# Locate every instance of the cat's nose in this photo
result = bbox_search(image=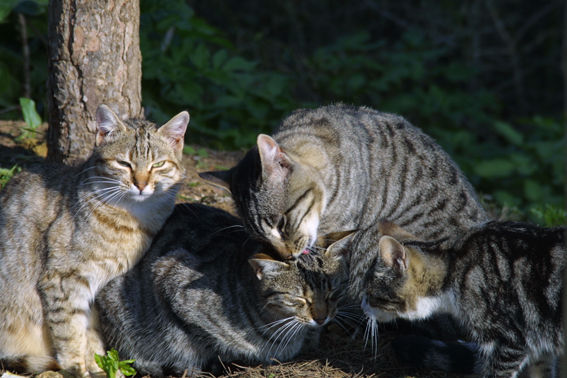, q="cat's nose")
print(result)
[313,316,326,325]
[134,181,147,192]
[133,172,149,192]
